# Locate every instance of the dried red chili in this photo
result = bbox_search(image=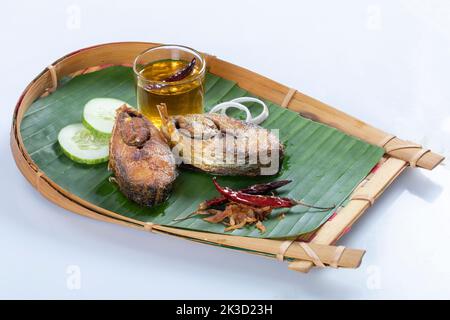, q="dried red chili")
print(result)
[212,178,334,210]
[173,178,332,224]
[200,179,291,209]
[164,57,196,82]
[241,180,291,194]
